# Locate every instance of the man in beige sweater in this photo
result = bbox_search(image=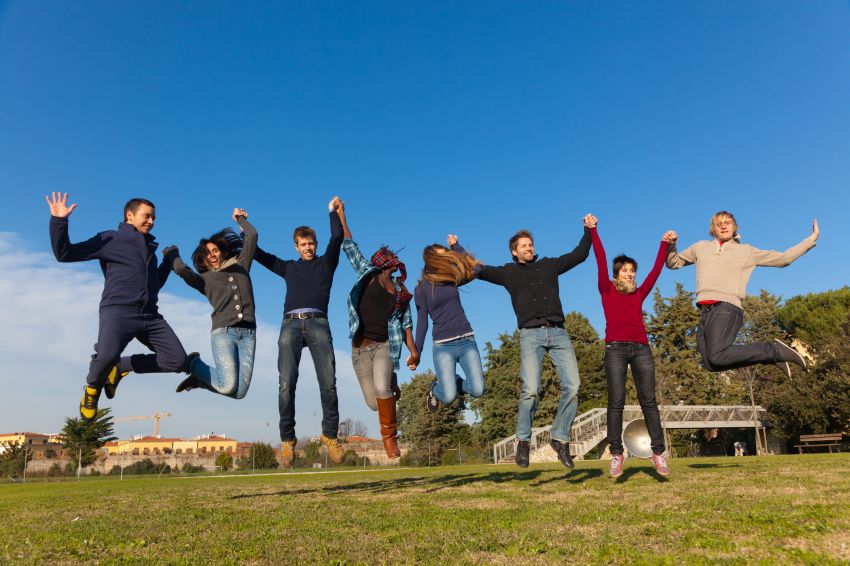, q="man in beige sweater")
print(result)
[666,211,819,378]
